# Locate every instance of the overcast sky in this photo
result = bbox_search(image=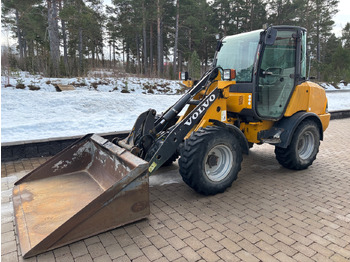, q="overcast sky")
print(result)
[332,0,350,36]
[1,0,349,46]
